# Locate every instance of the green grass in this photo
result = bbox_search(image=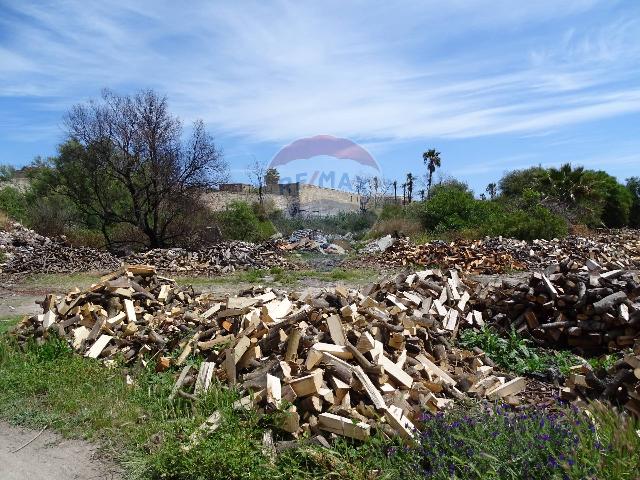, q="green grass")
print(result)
[408,402,640,479]
[0,314,22,334]
[19,272,102,291]
[1,333,637,479]
[0,334,407,480]
[459,327,583,376]
[176,267,376,287]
